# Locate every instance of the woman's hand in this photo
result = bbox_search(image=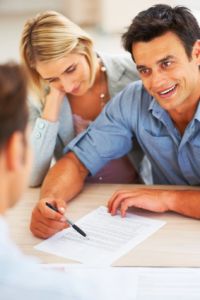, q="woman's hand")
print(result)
[42,86,66,122]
